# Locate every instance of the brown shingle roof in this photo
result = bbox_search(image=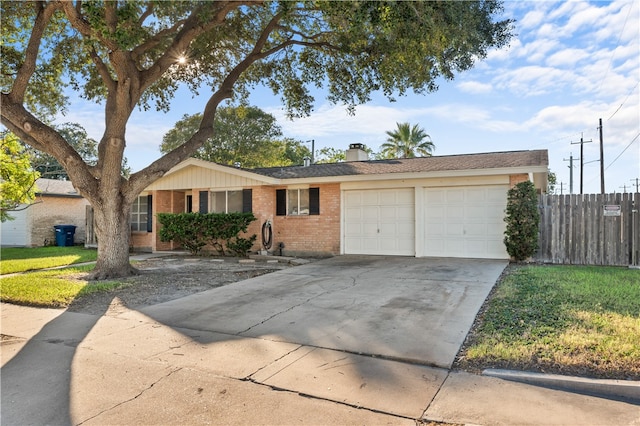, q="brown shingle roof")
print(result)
[251,150,548,179]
